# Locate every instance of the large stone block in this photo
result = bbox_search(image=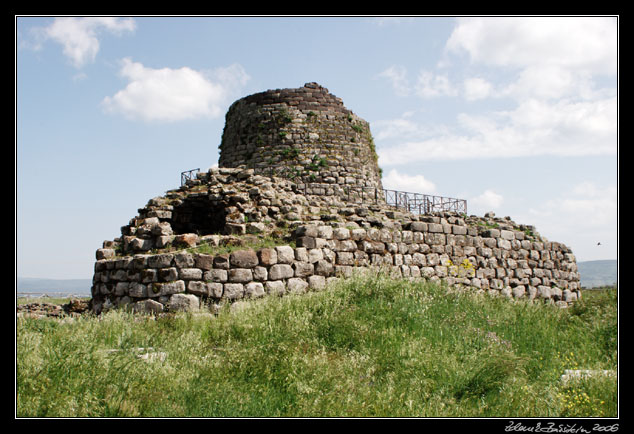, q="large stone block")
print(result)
[269,264,294,280]
[230,249,259,268]
[168,293,200,312]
